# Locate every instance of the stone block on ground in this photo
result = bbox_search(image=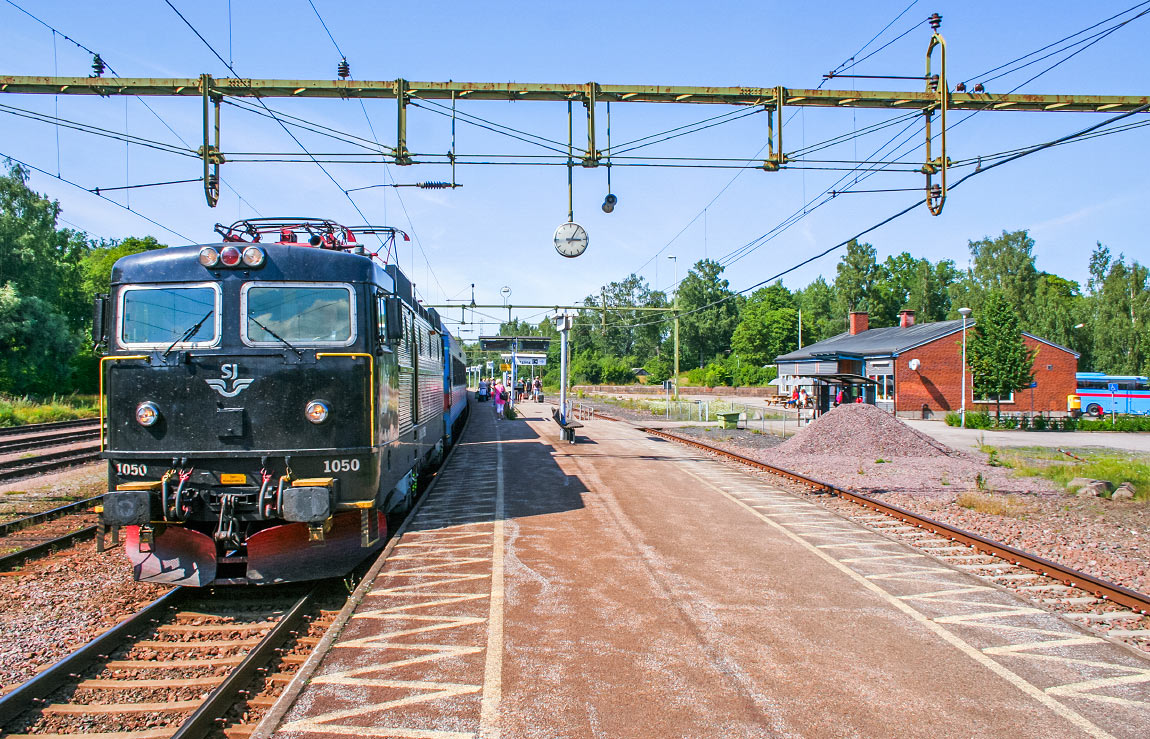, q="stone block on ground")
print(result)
[1078,480,1114,497]
[1111,482,1136,501]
